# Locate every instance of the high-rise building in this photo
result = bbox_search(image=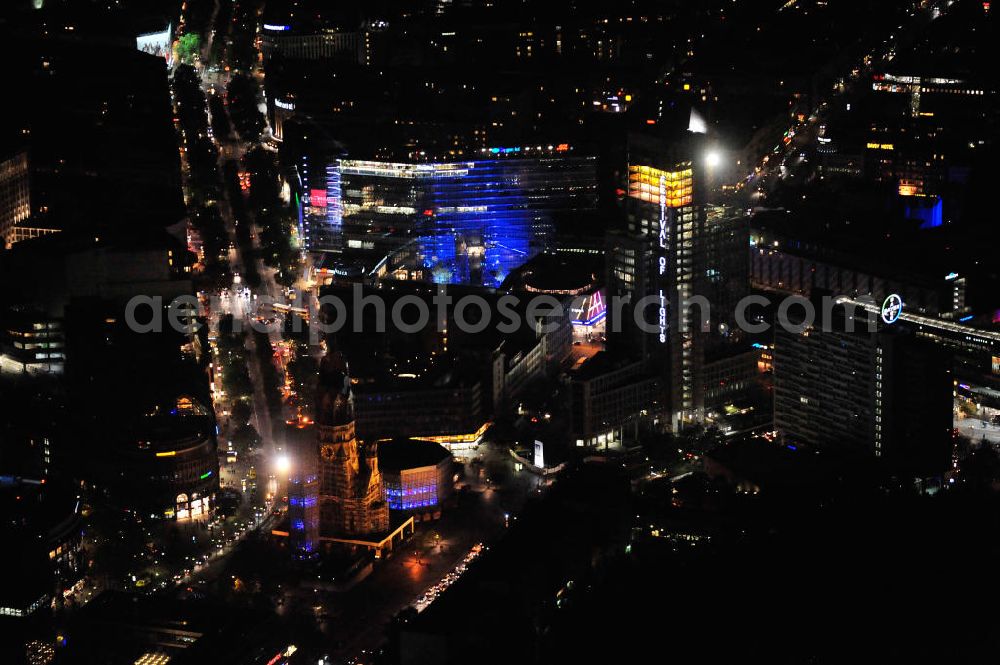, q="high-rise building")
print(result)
[605,230,654,359]
[0,148,31,250]
[0,476,83,648]
[750,221,971,319]
[296,150,598,287]
[261,24,362,63]
[609,135,750,429]
[297,147,346,254]
[774,305,953,475]
[10,39,184,234]
[315,346,389,538]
